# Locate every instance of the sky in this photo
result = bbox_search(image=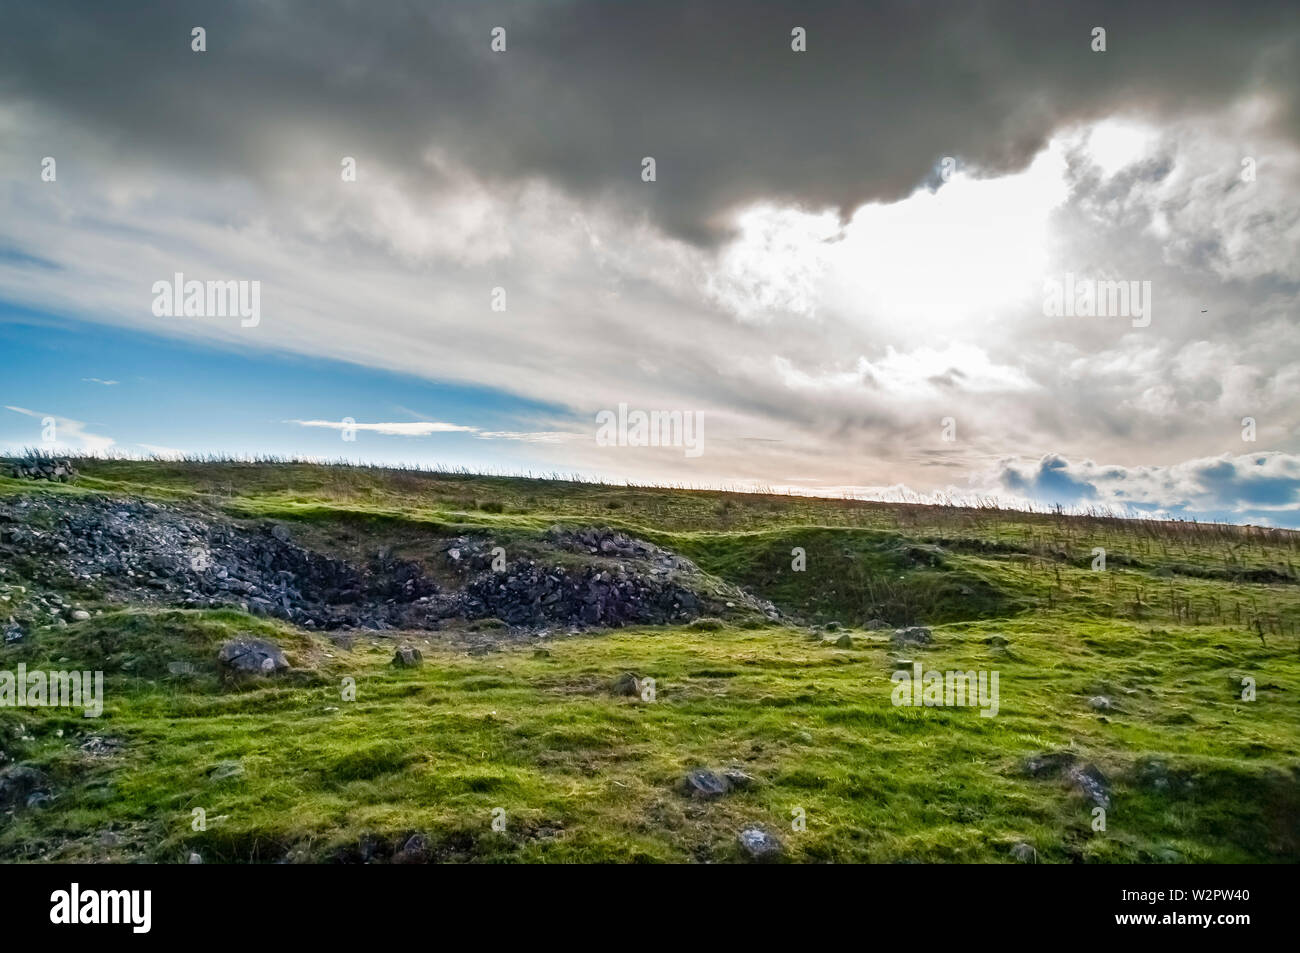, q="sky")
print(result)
[1,1,1298,525]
